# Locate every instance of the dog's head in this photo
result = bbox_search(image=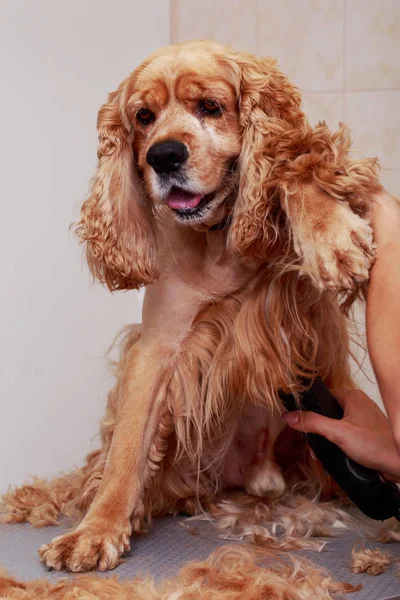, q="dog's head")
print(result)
[76,40,305,290]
